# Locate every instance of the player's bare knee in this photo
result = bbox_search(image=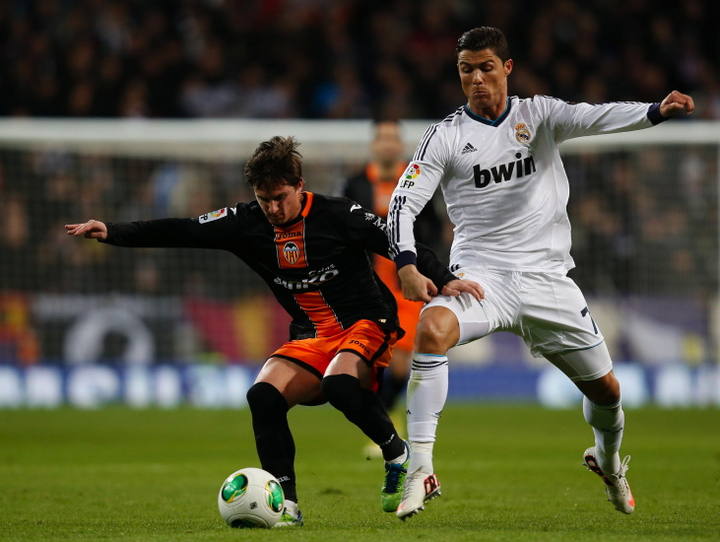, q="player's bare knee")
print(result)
[603,376,621,404]
[415,319,447,352]
[584,373,621,405]
[416,310,458,353]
